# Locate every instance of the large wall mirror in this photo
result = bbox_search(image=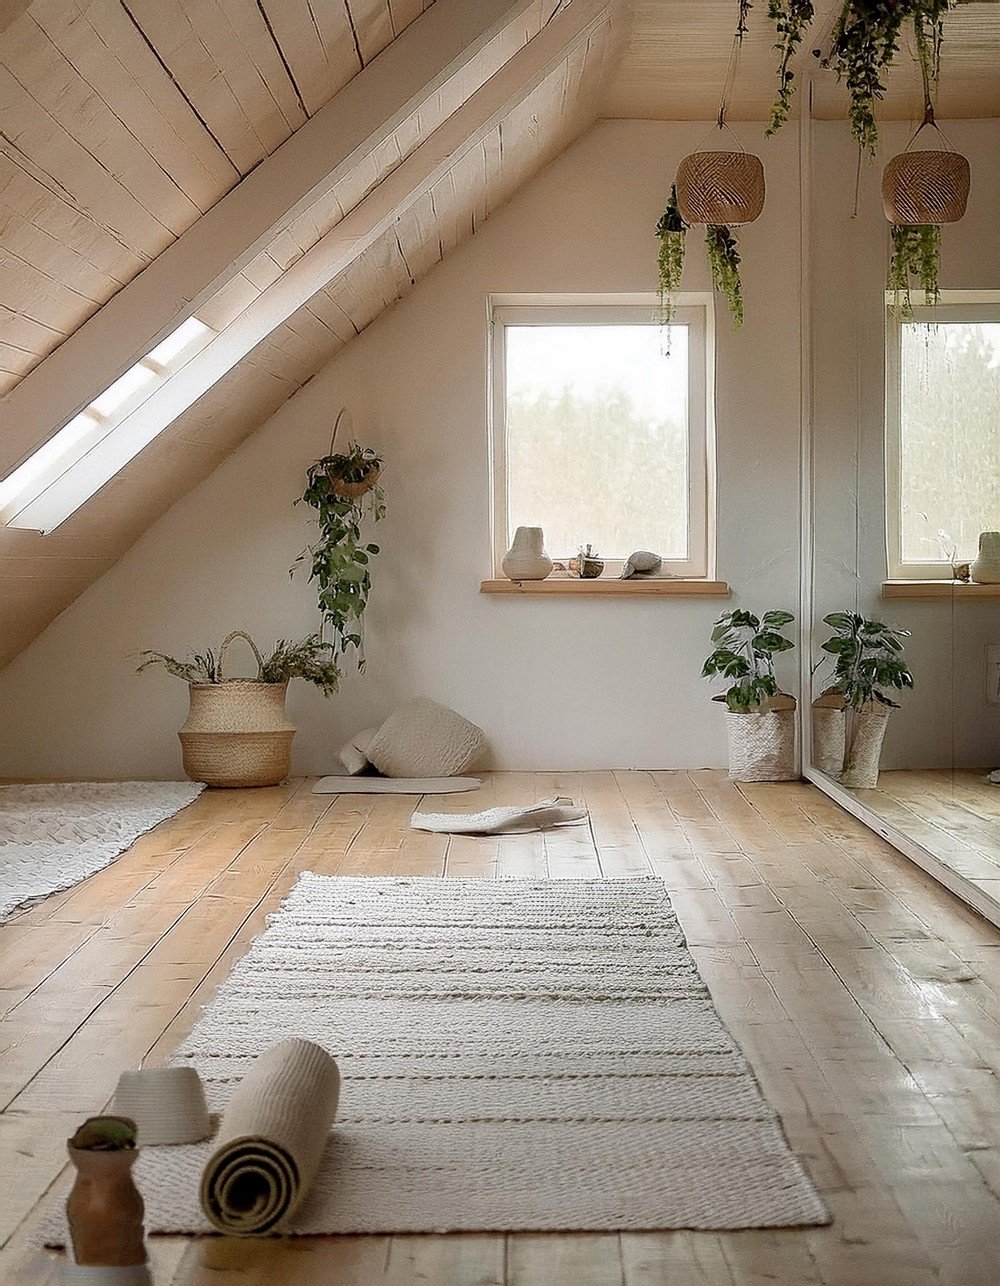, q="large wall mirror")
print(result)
[807,122,1000,921]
